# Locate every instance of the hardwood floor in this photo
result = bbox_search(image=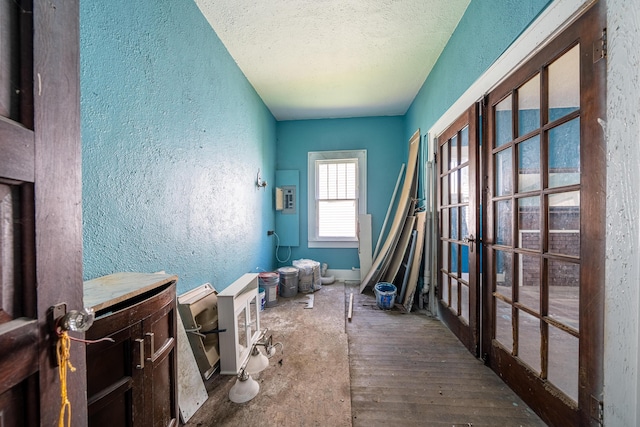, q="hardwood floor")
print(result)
[184,281,546,426]
[347,283,547,426]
